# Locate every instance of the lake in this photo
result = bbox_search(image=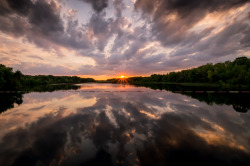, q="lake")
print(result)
[0,83,250,166]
